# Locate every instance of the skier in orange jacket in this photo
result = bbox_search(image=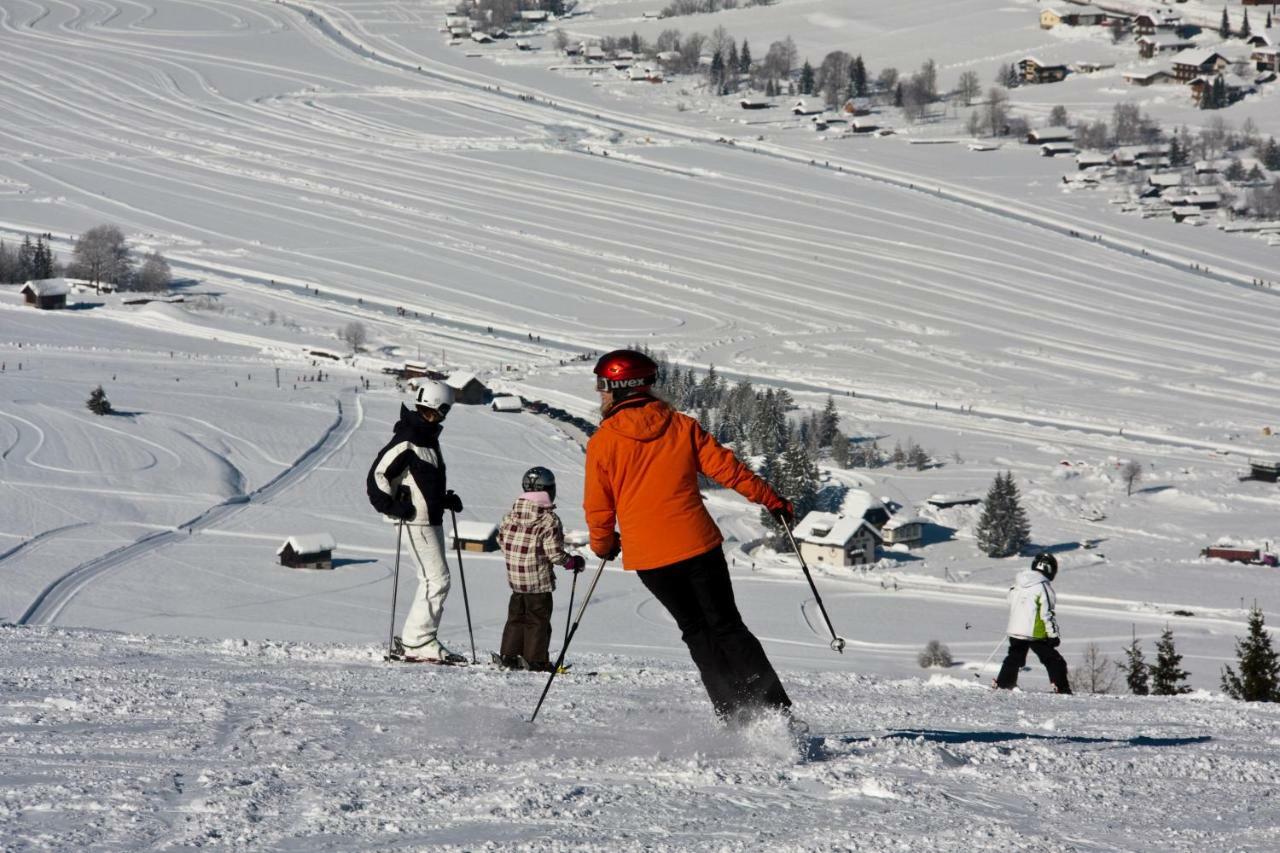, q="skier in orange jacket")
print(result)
[584,349,796,726]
